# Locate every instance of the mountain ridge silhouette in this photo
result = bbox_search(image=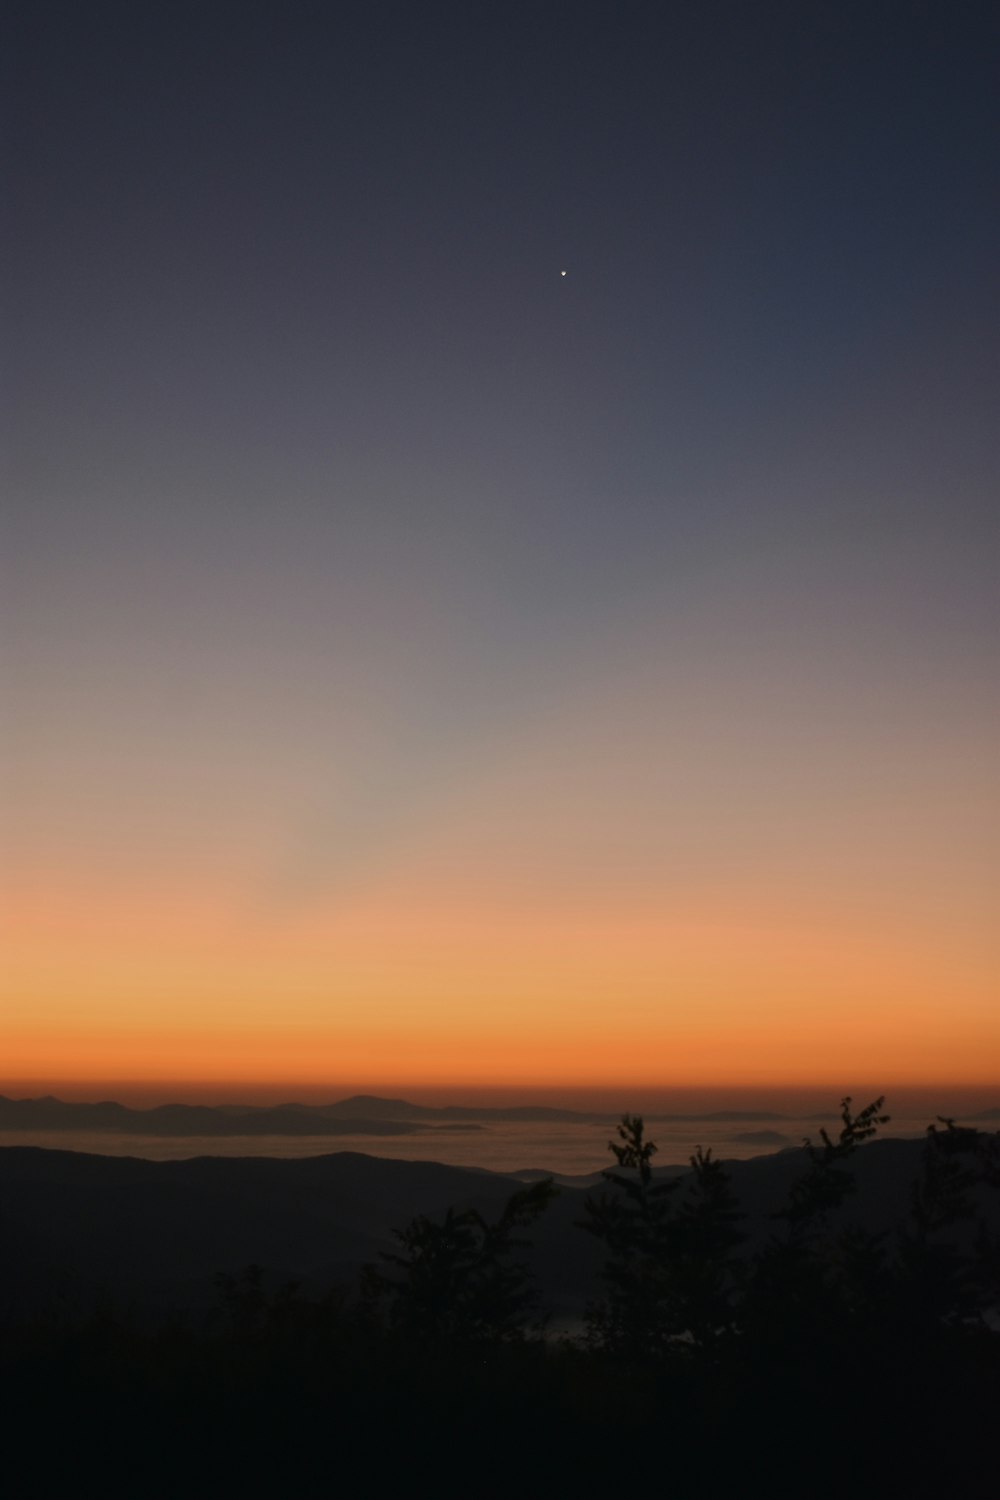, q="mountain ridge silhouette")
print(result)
[0,1090,858,1136]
